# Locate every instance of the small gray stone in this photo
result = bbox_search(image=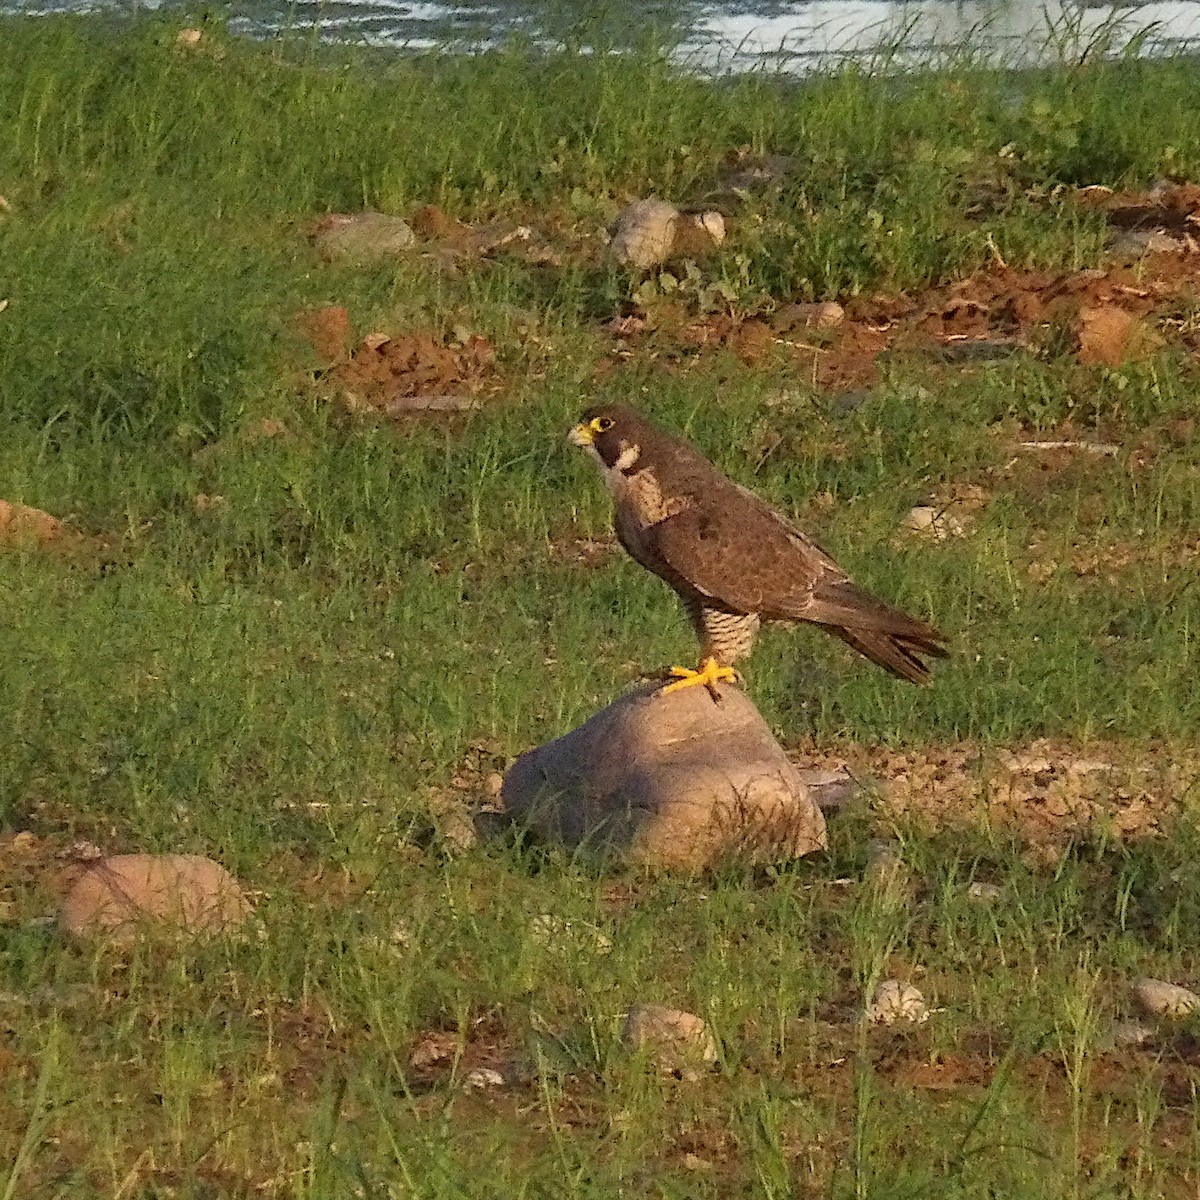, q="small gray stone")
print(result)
[311,211,416,264]
[463,1067,506,1089]
[500,683,826,870]
[1110,1020,1156,1048]
[966,881,1003,903]
[610,199,679,270]
[59,854,252,942]
[621,1005,717,1076]
[1132,977,1200,1019]
[866,980,930,1026]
